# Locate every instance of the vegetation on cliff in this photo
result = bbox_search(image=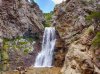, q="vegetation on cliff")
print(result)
[92,32,100,47]
[0,33,41,71]
[86,11,100,21]
[43,12,53,27]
